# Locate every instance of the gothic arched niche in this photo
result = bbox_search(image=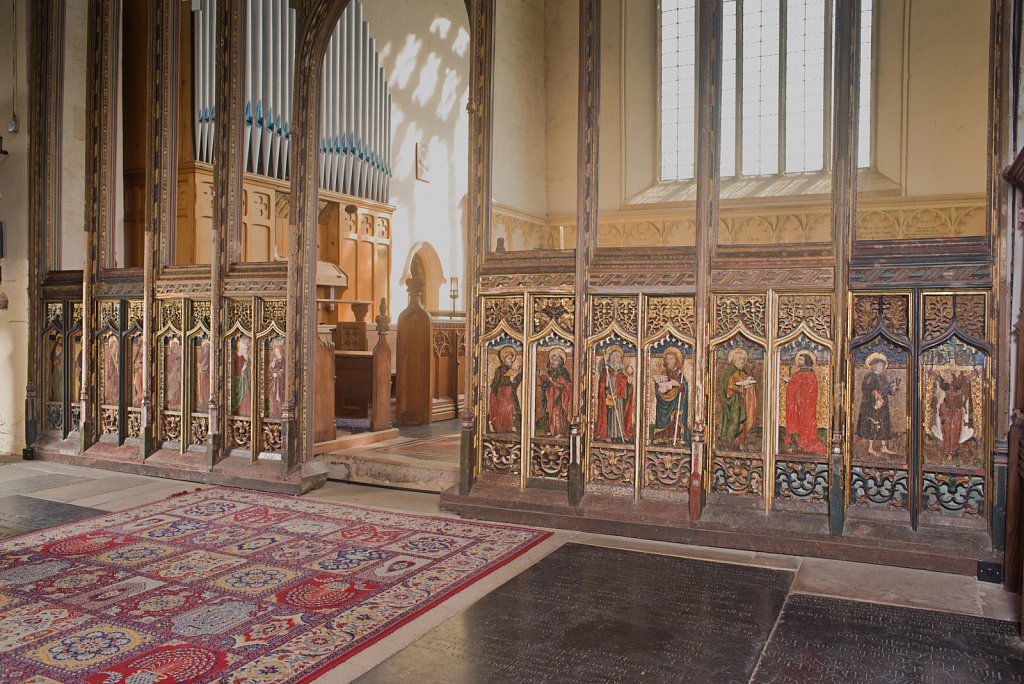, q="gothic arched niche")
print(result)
[402,242,446,311]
